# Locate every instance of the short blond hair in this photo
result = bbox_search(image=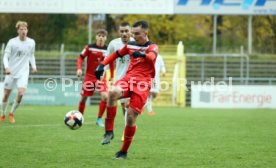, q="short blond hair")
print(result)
[15,21,28,29]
